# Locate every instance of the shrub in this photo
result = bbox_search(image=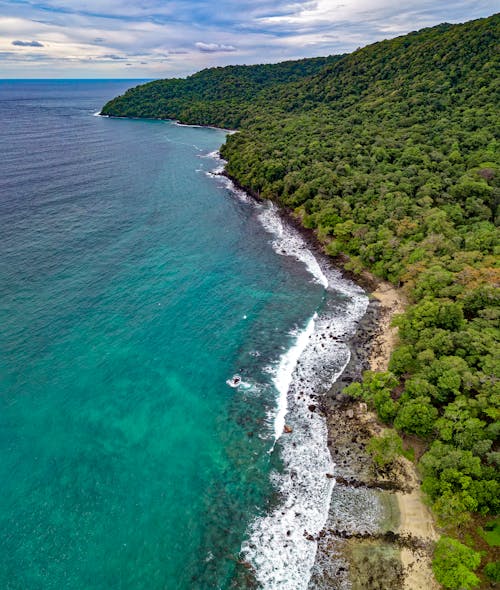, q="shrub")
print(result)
[484,561,500,583]
[432,536,481,590]
[366,429,404,469]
